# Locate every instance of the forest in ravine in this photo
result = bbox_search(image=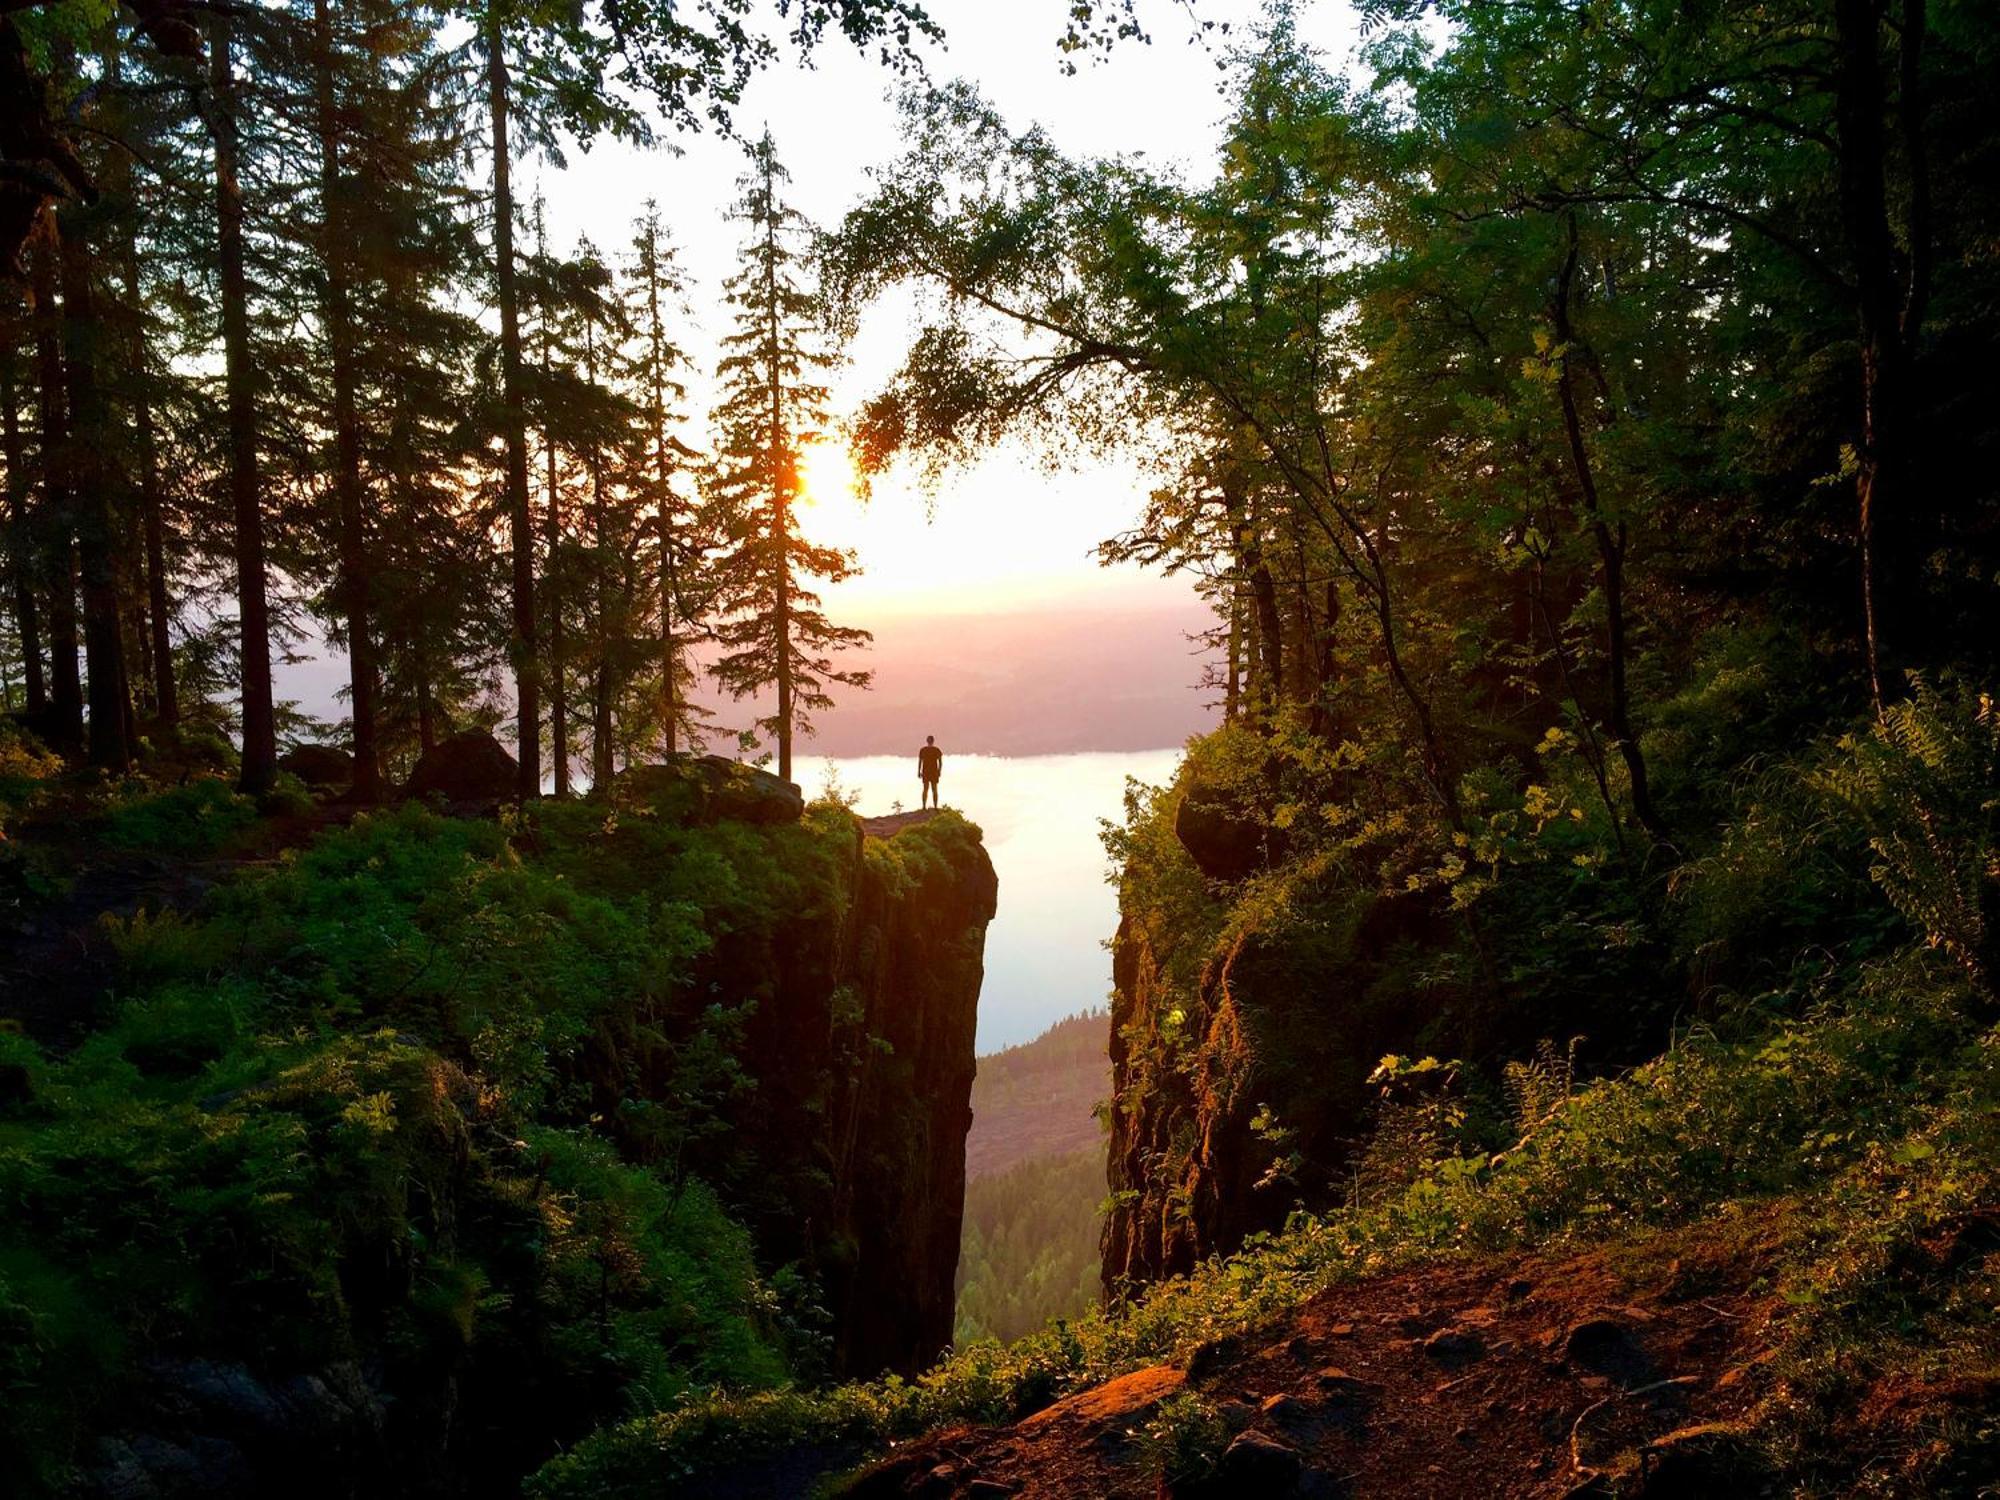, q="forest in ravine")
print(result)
[4,0,2000,1496]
